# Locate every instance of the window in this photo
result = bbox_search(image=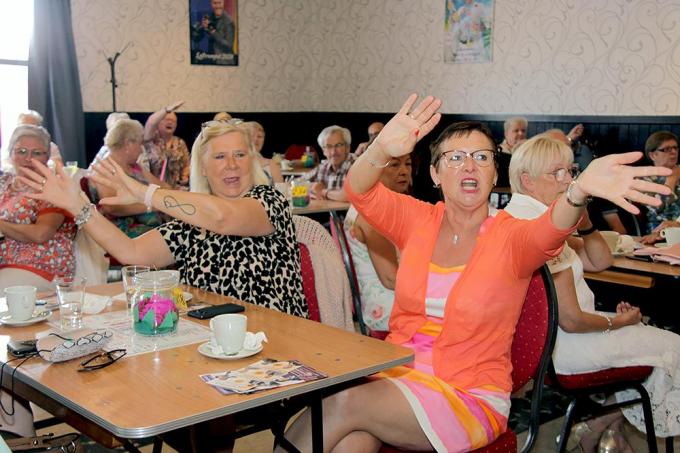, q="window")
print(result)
[0,1,33,158]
